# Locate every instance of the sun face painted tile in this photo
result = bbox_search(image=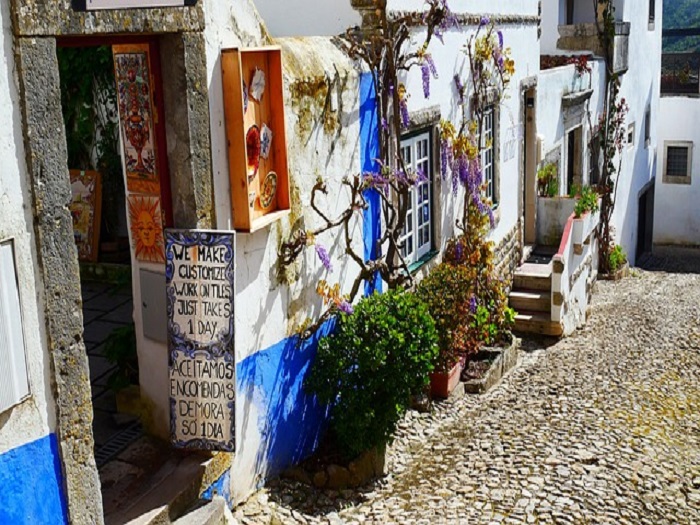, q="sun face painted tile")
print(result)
[128,194,165,263]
